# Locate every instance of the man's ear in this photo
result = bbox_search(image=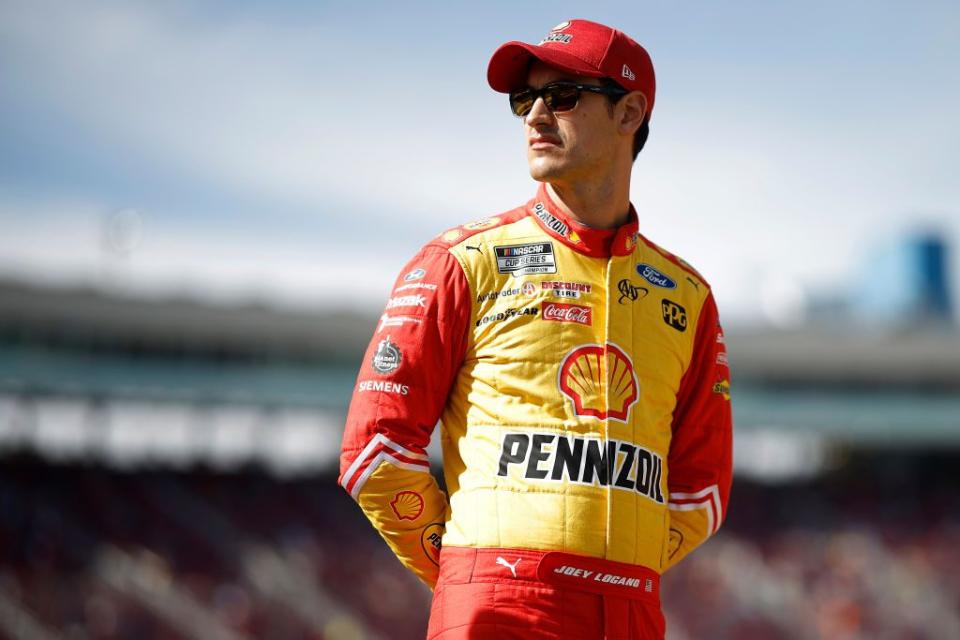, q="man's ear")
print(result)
[619,91,648,136]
